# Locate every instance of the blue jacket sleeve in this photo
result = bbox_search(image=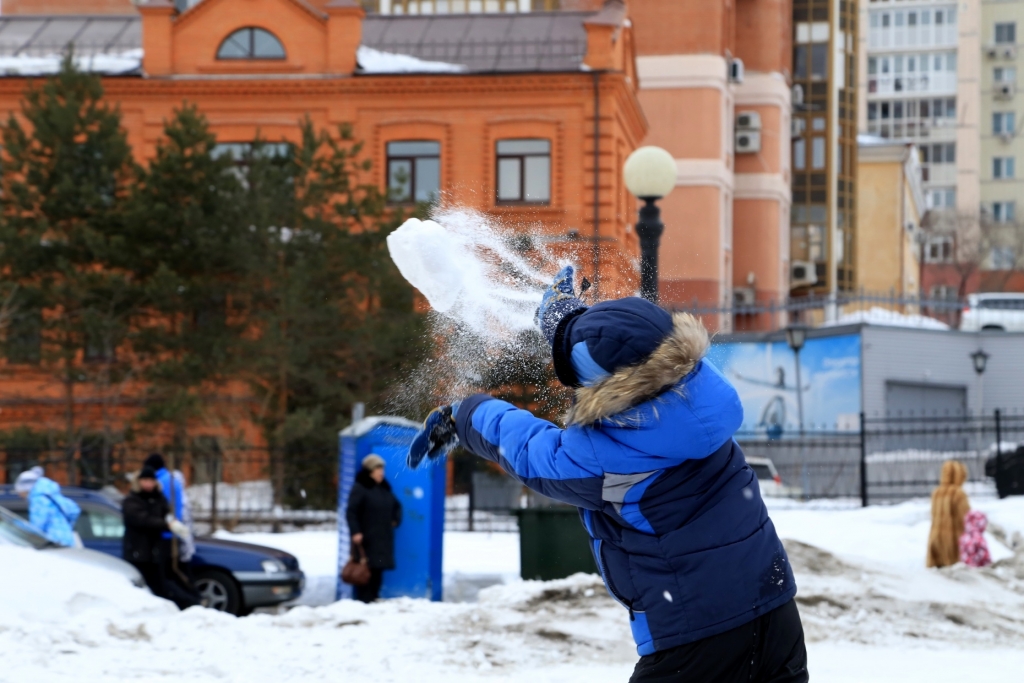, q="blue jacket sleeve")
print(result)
[454,394,605,509]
